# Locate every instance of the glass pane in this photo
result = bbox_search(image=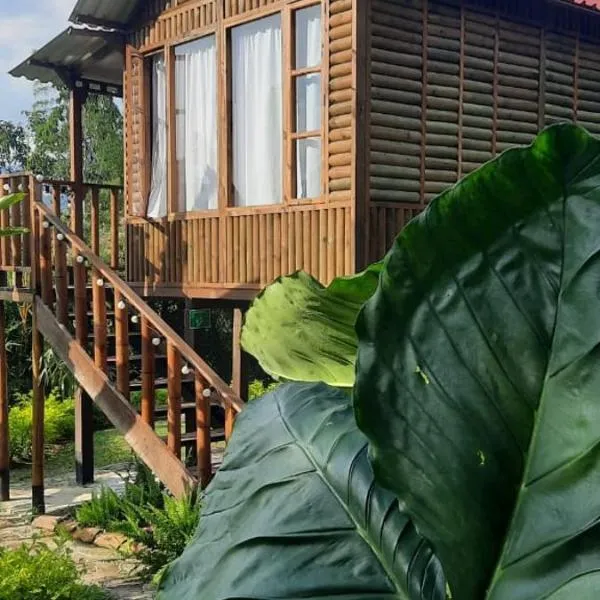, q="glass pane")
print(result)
[147,53,167,218]
[296,137,321,199]
[295,5,322,69]
[174,35,218,212]
[296,74,321,132]
[232,14,283,206]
